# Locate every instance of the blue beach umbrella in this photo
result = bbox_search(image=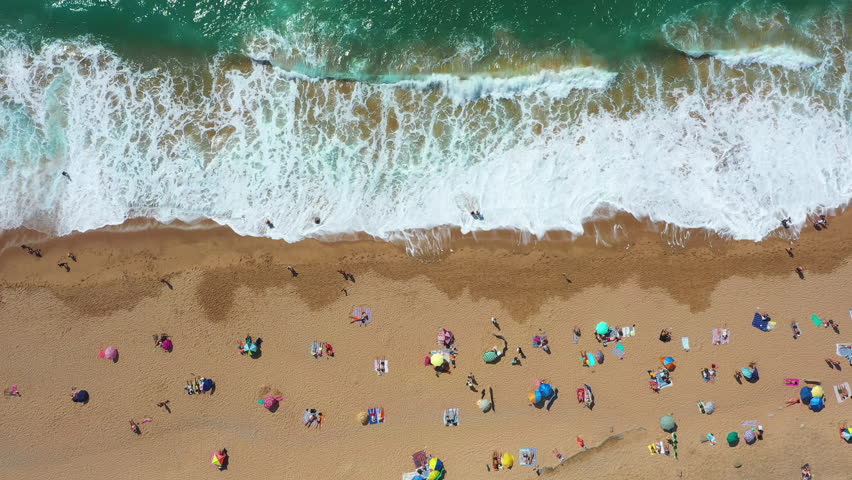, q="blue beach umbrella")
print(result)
[534,390,543,403]
[799,387,813,403]
[809,396,824,412]
[538,383,554,398]
[201,378,214,392]
[741,367,753,379]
